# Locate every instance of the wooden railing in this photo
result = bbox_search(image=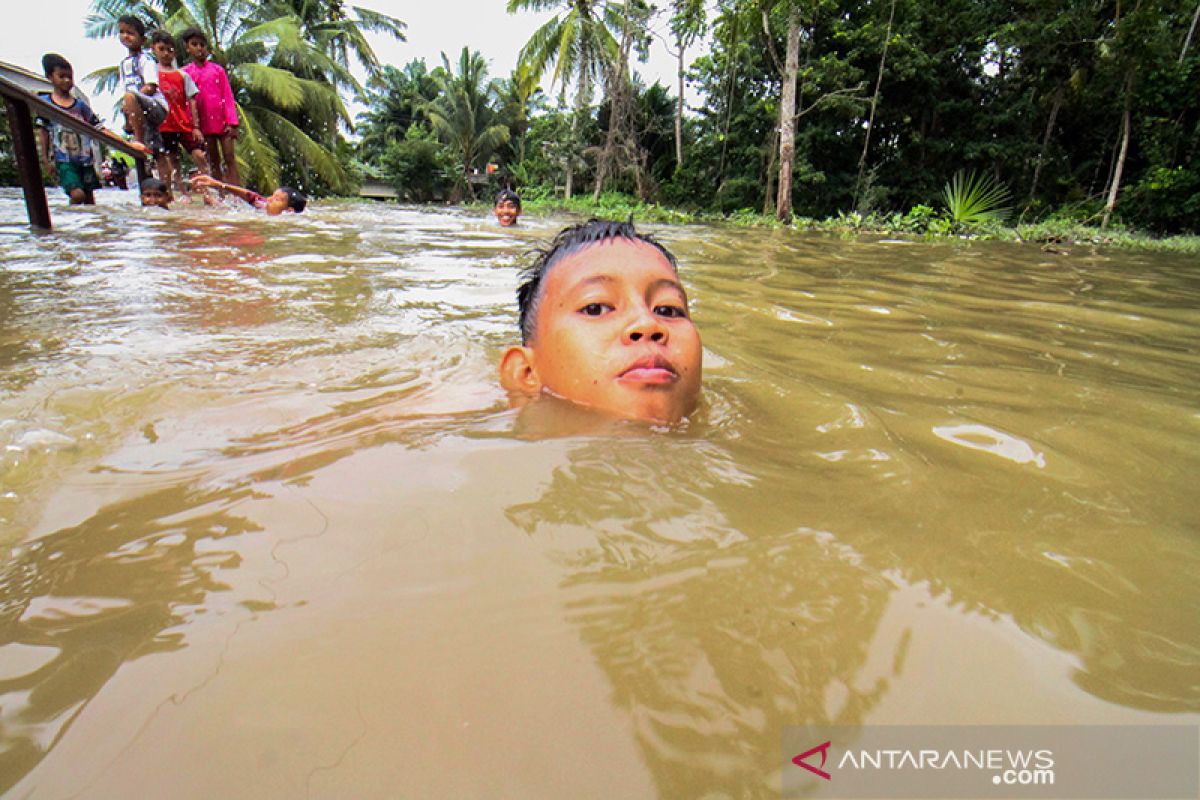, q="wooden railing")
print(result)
[1,72,148,230]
